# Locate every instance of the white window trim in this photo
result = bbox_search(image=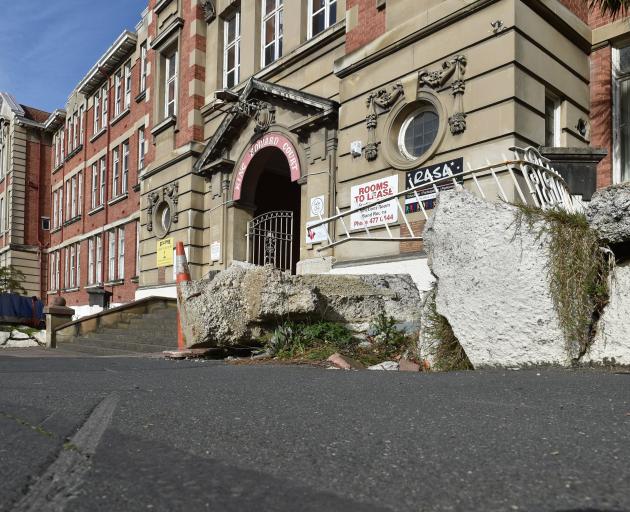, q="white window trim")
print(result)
[164,50,179,118]
[612,45,630,184]
[140,42,148,93]
[100,157,106,206]
[223,10,241,89]
[122,141,129,194]
[118,227,125,280]
[307,0,337,39]
[124,61,132,109]
[261,0,283,68]
[112,147,120,198]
